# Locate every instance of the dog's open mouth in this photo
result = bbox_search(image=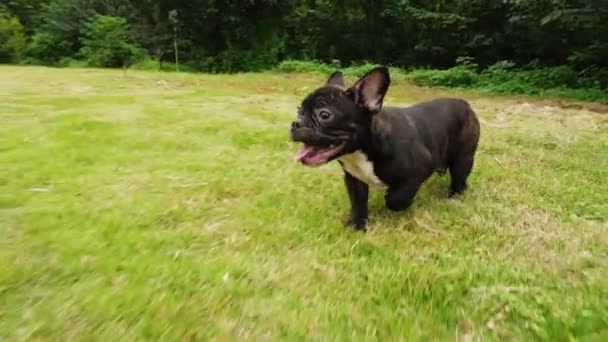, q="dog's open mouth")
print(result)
[296,142,345,166]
